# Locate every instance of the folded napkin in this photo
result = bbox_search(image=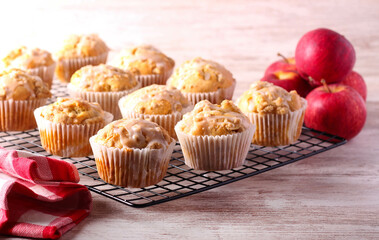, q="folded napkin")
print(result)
[0,147,92,239]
